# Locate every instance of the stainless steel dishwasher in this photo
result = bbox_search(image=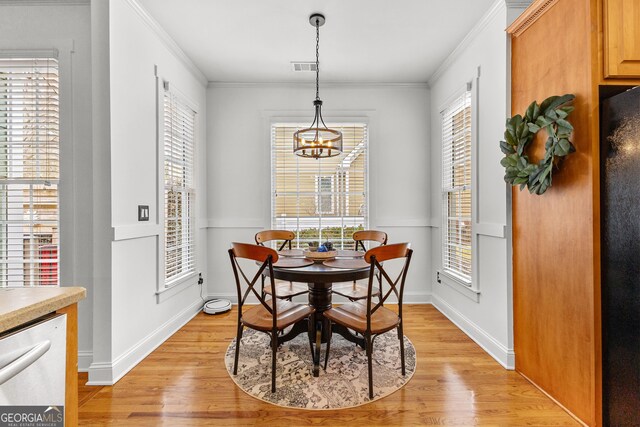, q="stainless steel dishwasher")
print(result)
[0,313,66,407]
